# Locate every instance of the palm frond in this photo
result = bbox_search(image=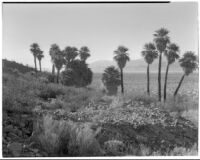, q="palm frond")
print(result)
[141,42,158,64]
[179,51,198,75]
[113,45,130,69]
[164,43,180,64]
